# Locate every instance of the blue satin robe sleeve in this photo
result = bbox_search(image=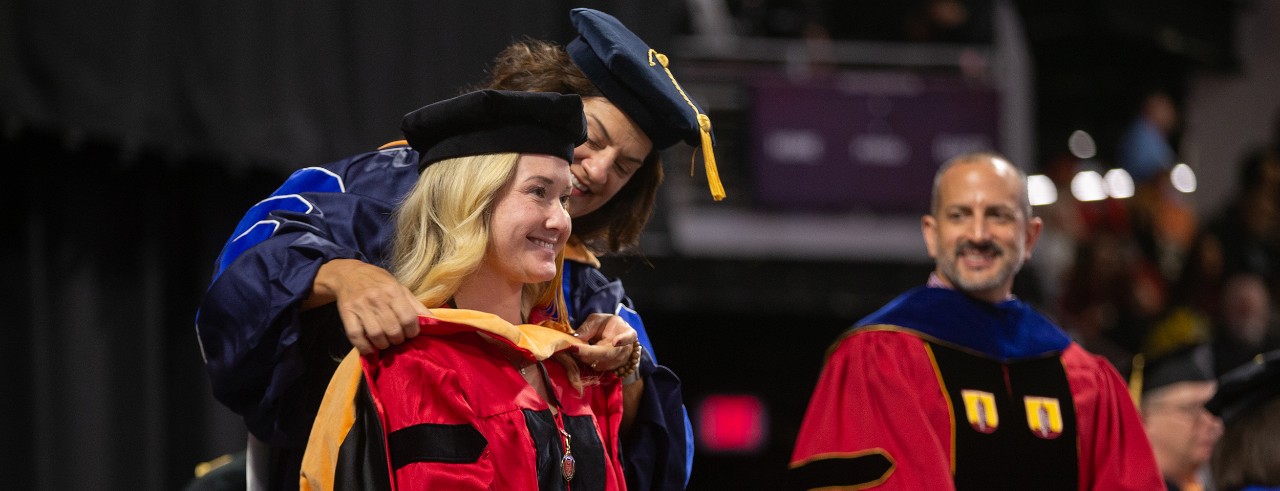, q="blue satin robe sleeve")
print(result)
[195,147,418,448]
[196,190,397,448]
